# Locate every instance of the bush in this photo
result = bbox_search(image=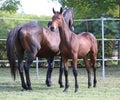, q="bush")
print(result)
[95,34,115,59]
